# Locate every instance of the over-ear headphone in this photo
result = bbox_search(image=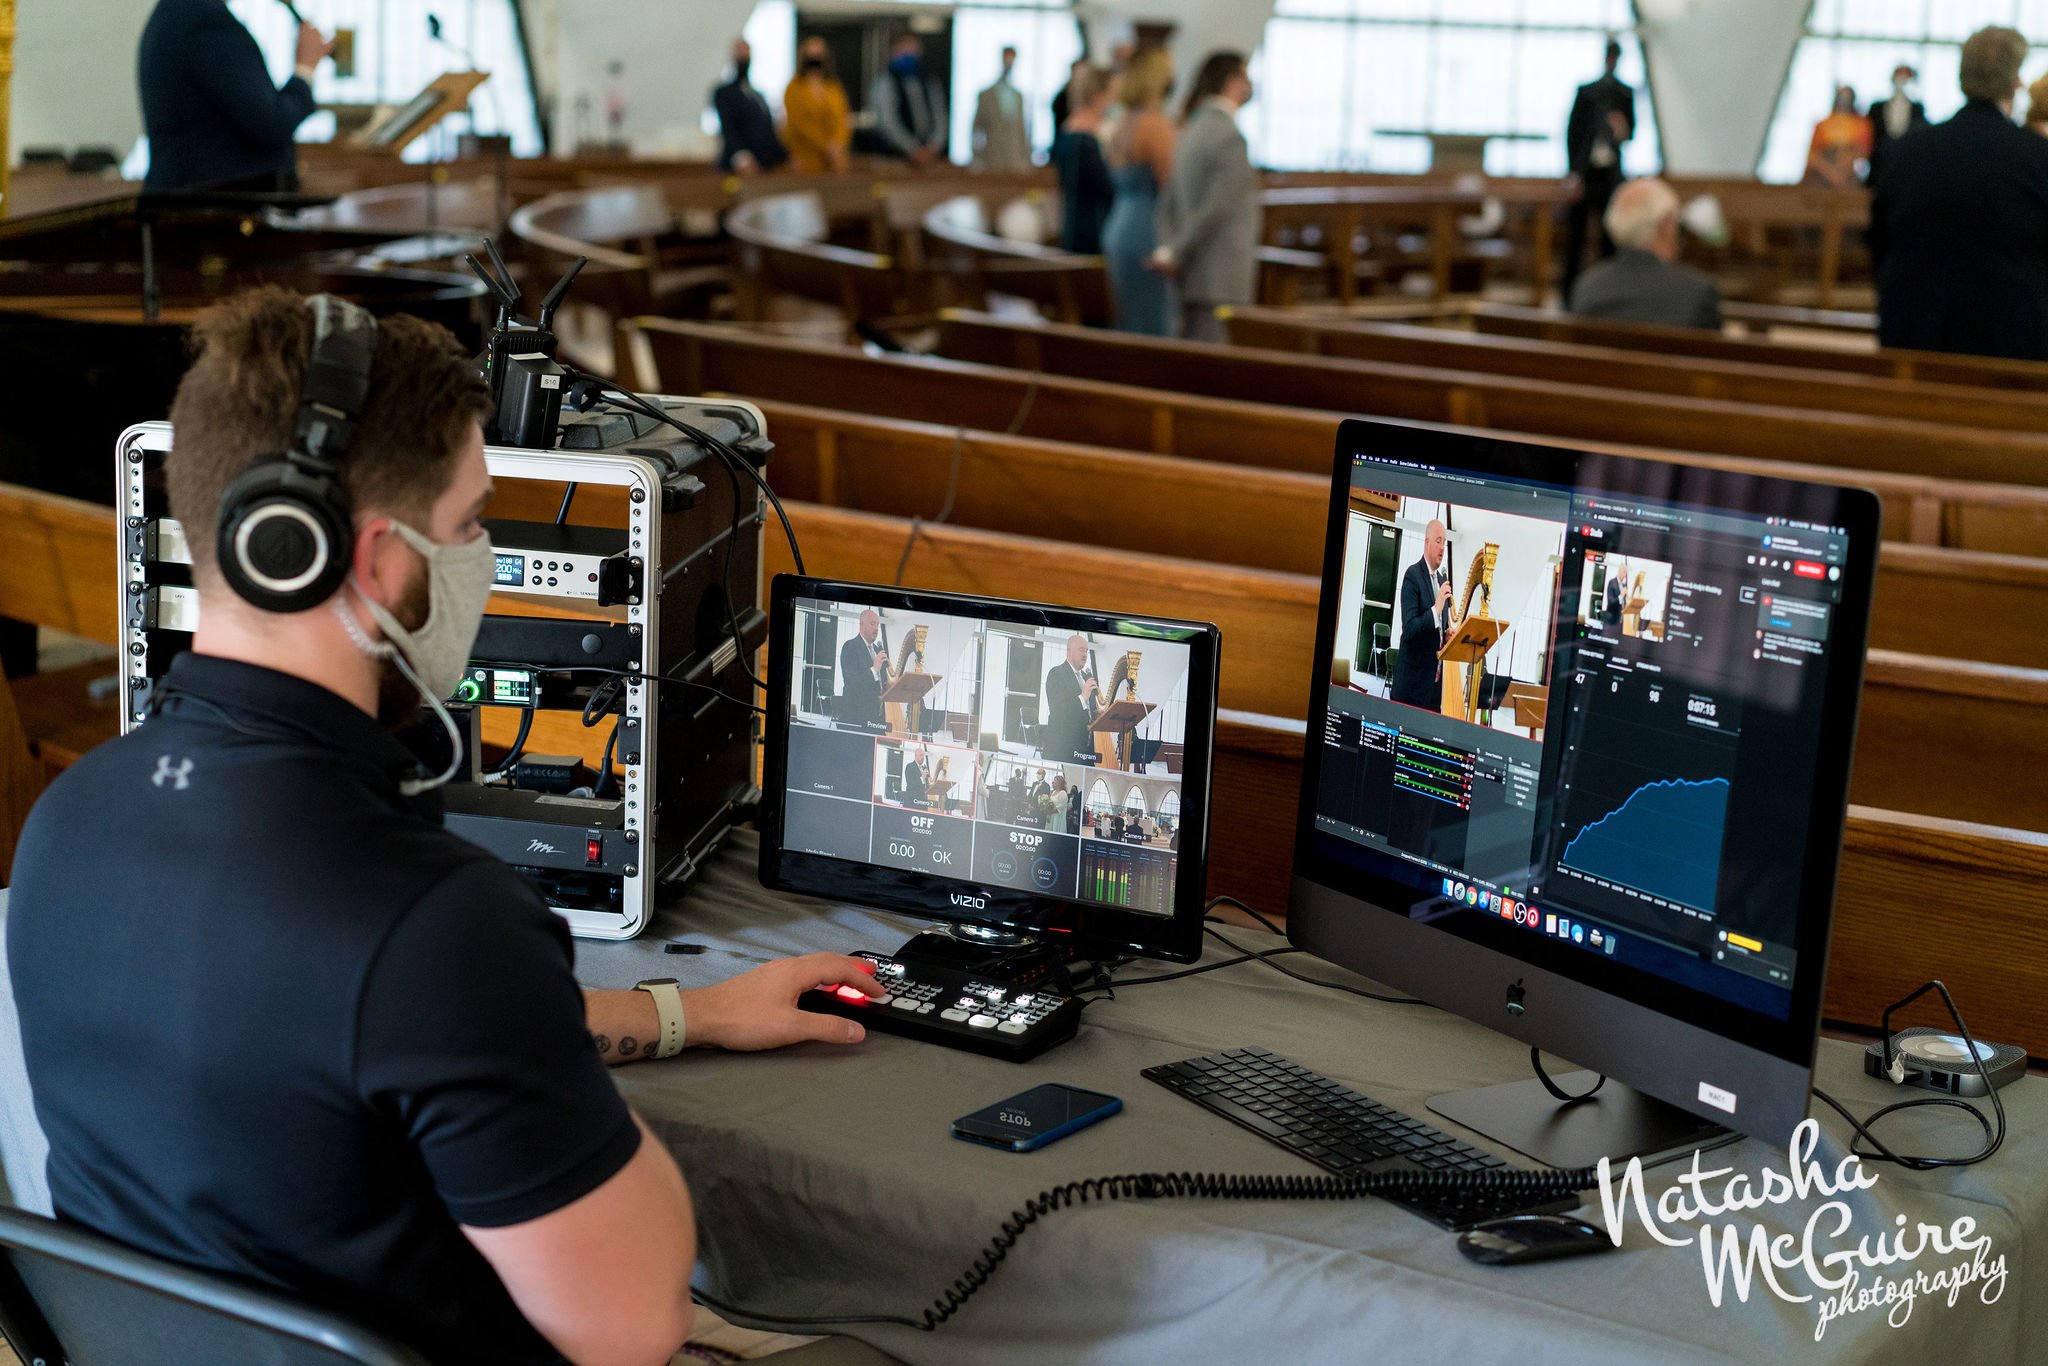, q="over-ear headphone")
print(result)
[216,294,380,613]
